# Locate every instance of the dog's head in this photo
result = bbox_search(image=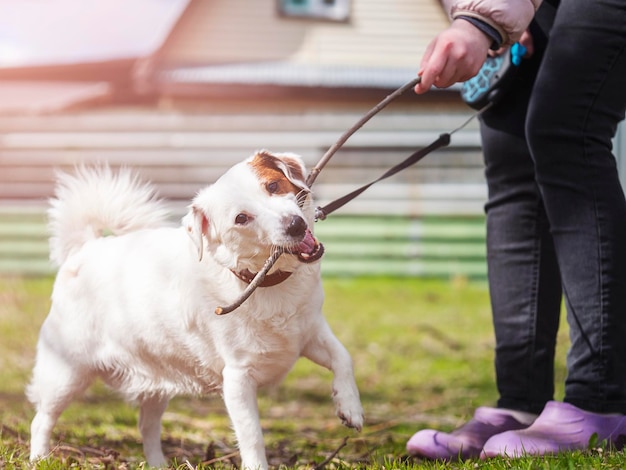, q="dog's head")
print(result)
[183,150,324,274]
